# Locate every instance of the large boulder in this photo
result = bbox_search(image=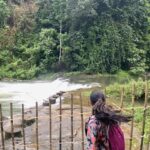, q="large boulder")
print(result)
[3,114,35,139]
[4,118,22,139]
